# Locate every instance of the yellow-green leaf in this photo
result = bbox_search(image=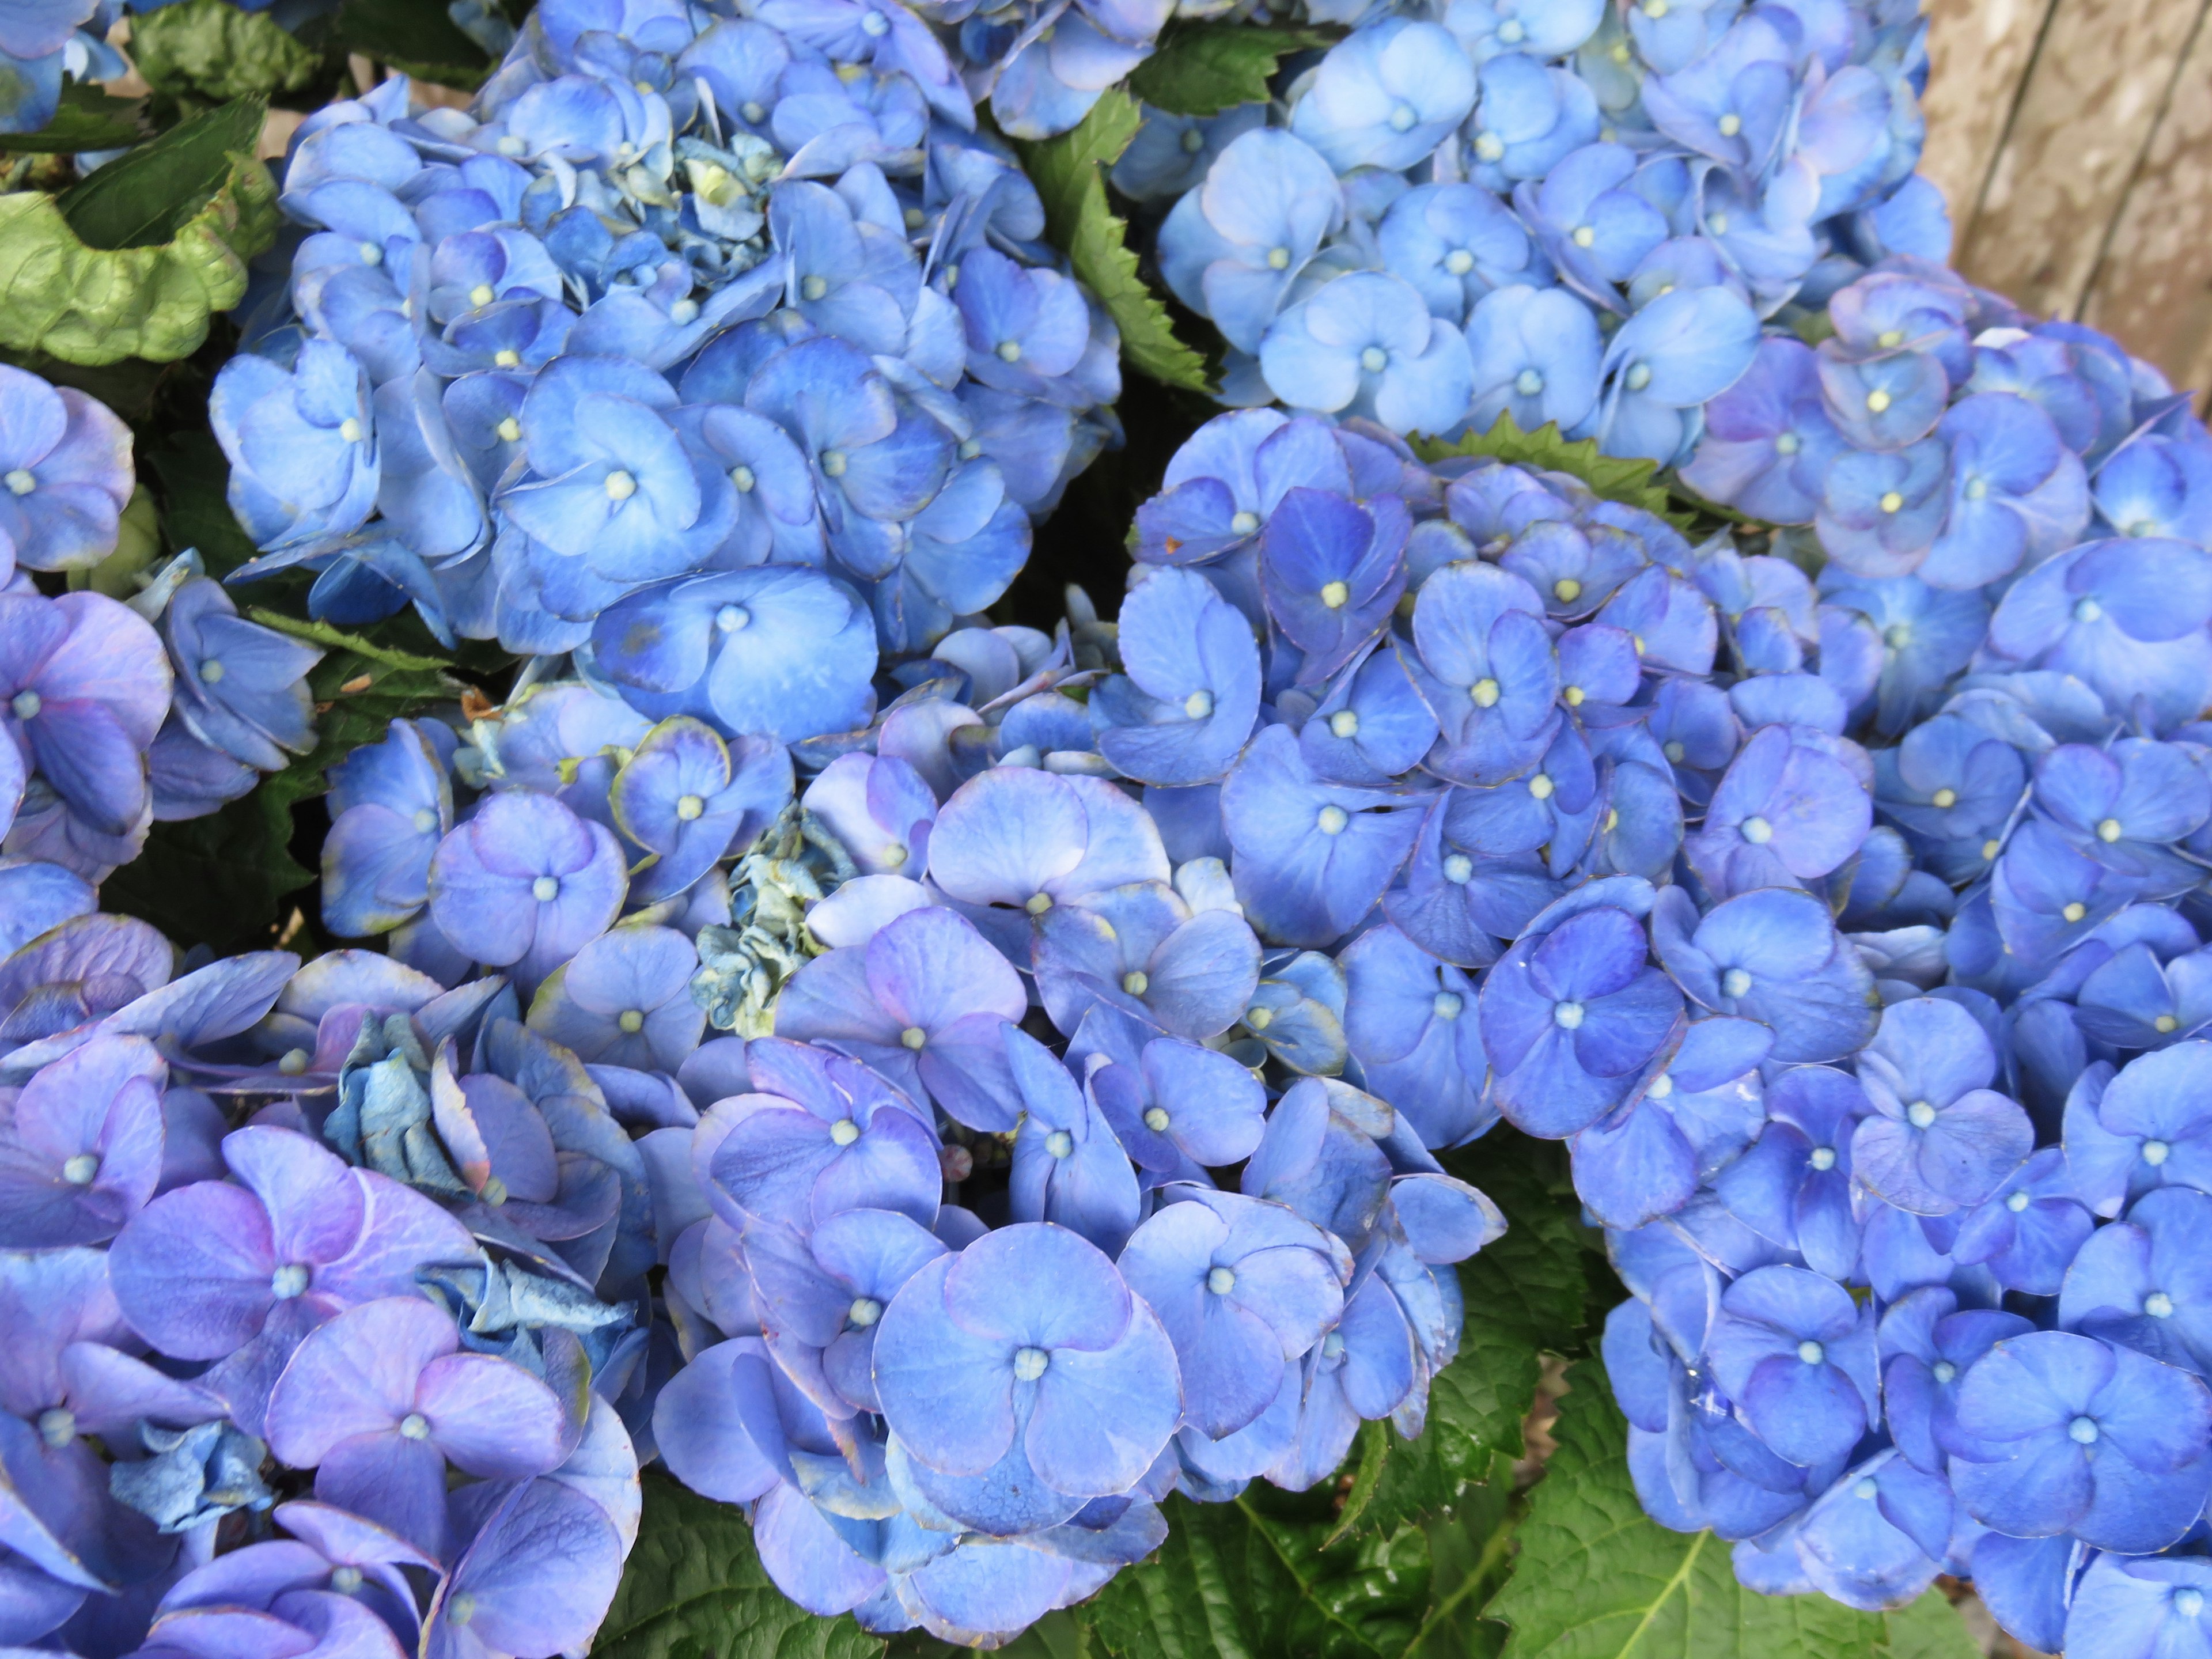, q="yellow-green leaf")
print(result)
[131,0,320,107]
[1014,88,1210,395]
[1484,1362,1969,1659]
[1411,411,1691,528]
[0,99,276,365]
